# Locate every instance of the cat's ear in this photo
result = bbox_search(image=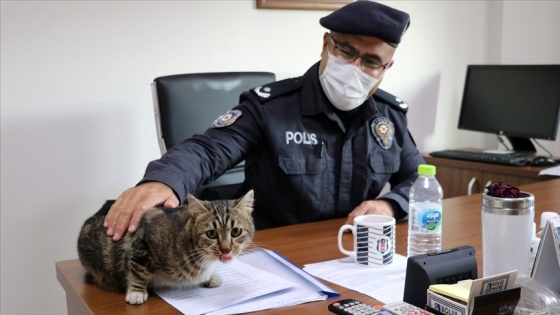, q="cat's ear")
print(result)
[235,190,254,213]
[187,194,209,213]
[186,194,199,205]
